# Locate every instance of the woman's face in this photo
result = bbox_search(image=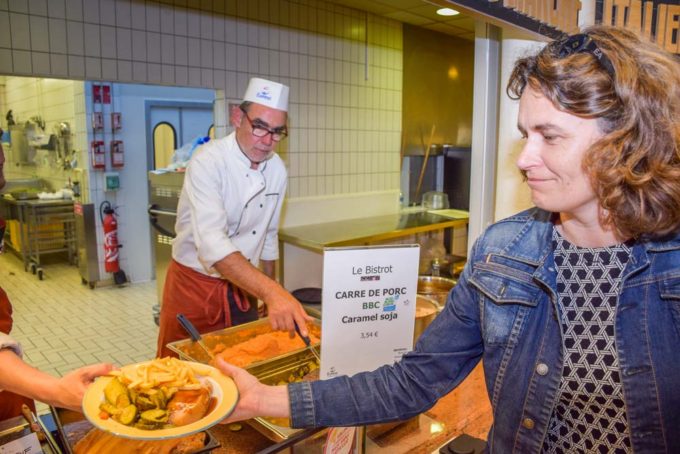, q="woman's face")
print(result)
[516,86,604,220]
